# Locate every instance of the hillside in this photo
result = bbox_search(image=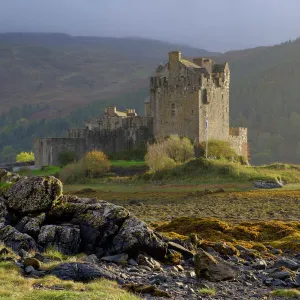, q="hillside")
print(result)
[1,33,300,164]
